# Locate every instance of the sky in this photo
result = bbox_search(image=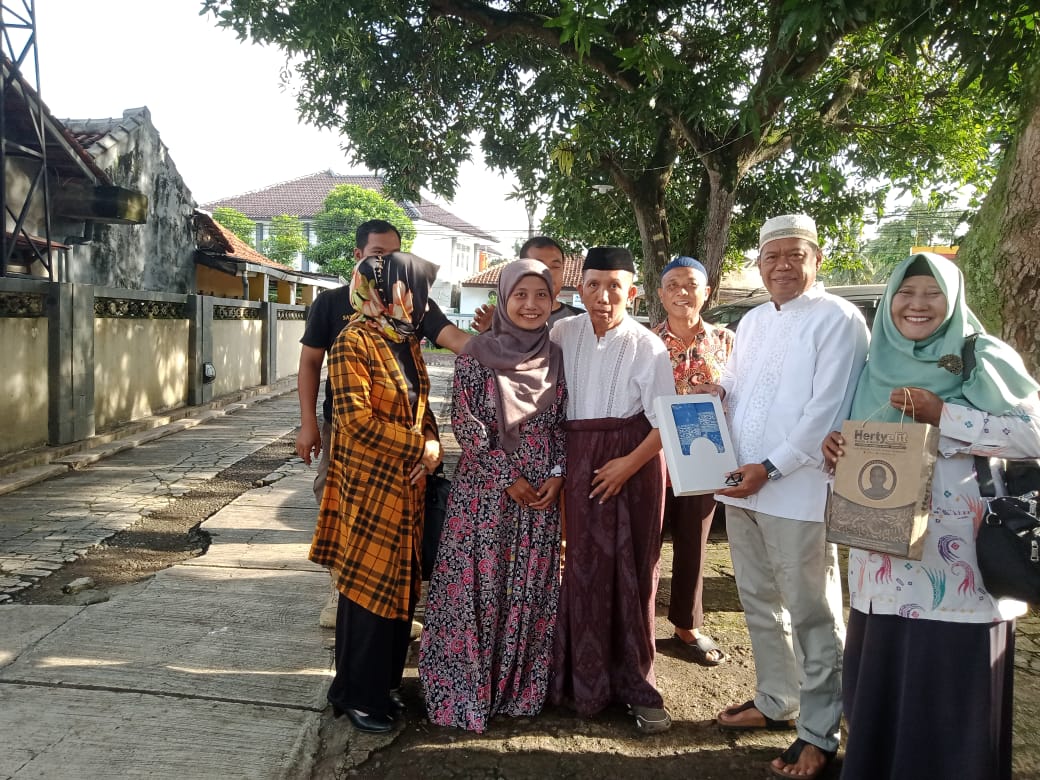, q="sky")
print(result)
[34,1,532,254]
